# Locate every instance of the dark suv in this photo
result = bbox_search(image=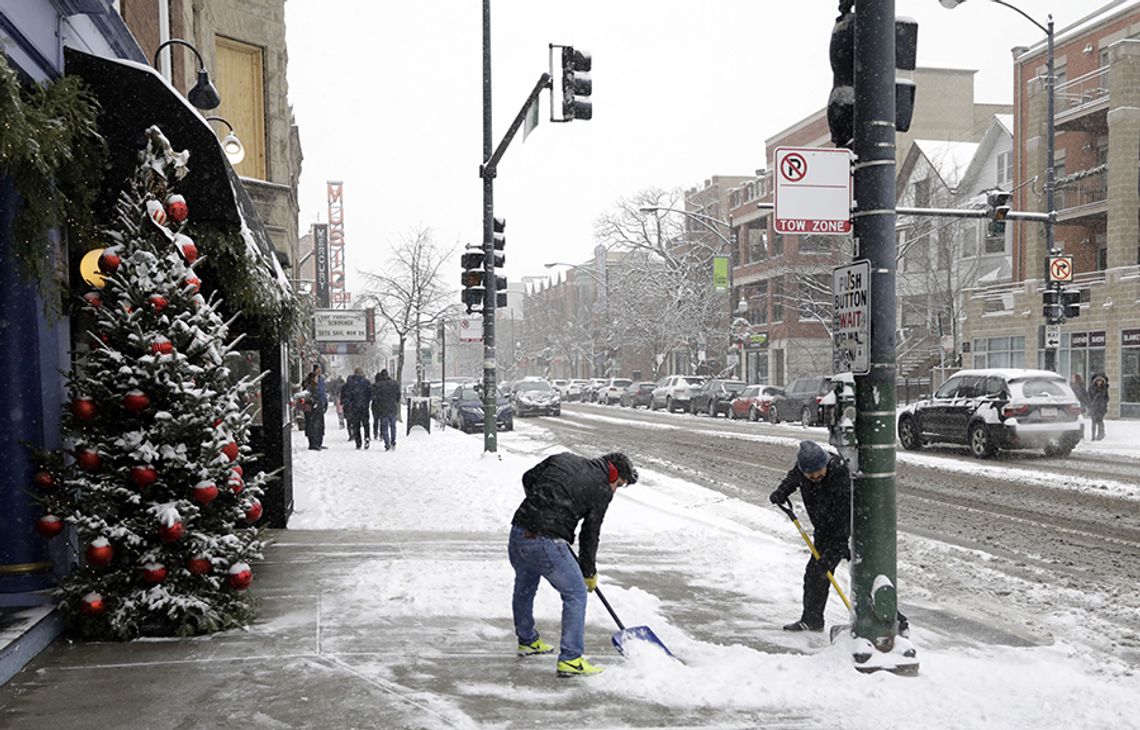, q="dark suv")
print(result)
[690,379,747,417]
[768,376,832,425]
[897,368,1083,458]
